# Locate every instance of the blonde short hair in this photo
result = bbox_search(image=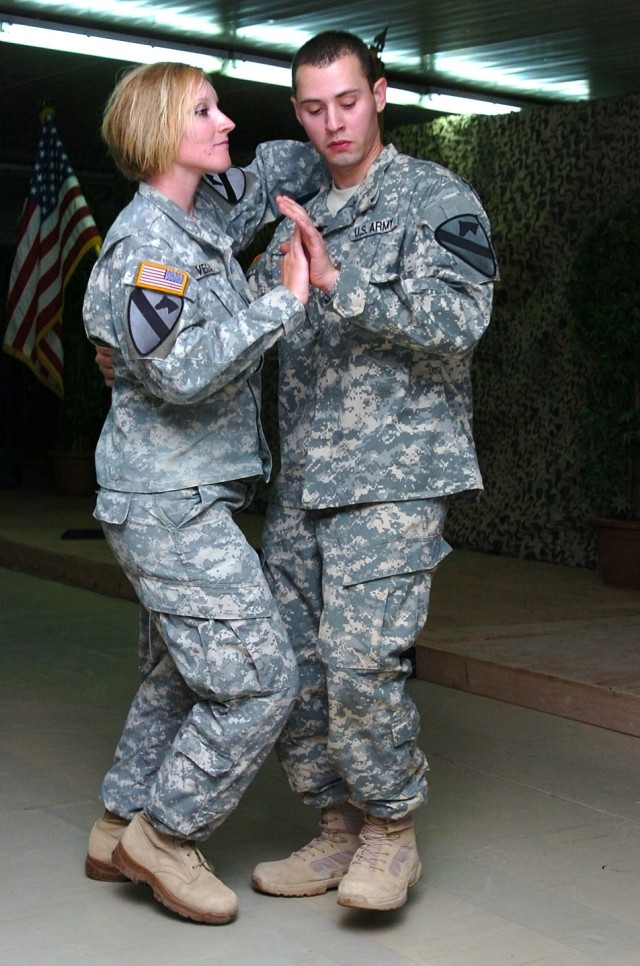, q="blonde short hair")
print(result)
[102,62,207,181]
